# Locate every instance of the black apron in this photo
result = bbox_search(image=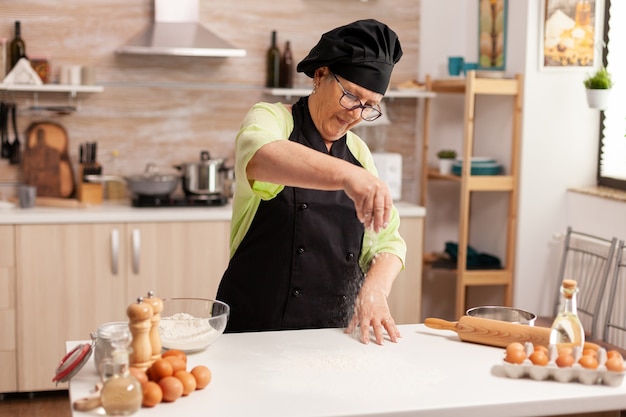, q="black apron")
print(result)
[216,96,365,332]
